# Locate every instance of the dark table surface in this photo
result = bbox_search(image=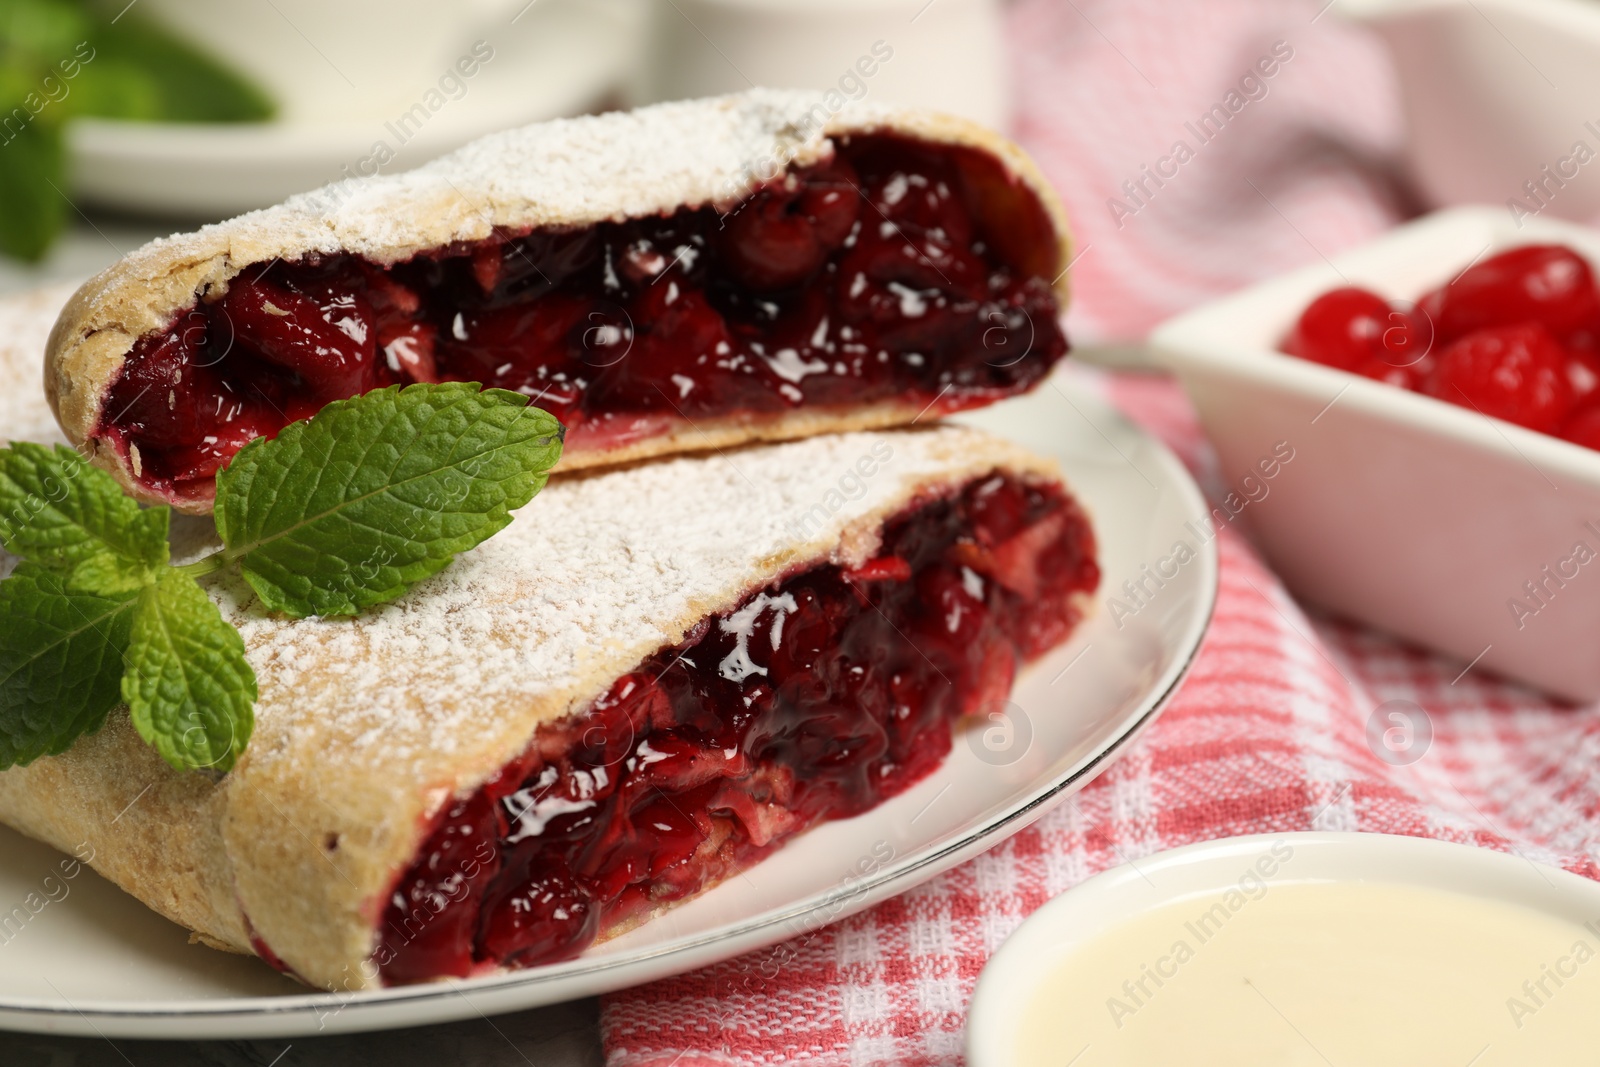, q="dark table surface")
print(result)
[0,998,603,1066]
